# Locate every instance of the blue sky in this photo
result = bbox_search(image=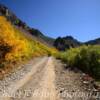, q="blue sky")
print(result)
[0,0,100,42]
